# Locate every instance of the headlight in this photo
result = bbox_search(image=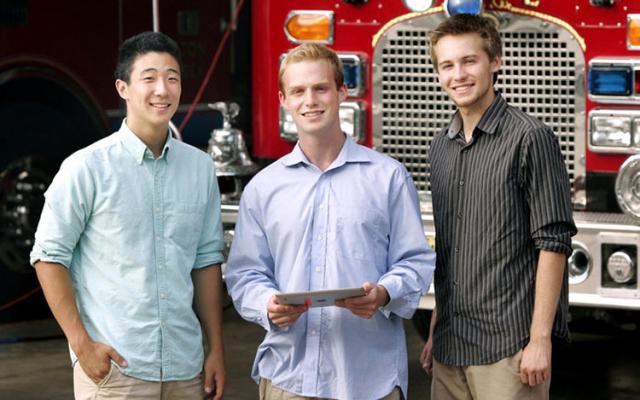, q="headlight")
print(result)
[590,115,631,147]
[606,251,635,284]
[588,110,640,153]
[615,154,640,219]
[568,242,591,285]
